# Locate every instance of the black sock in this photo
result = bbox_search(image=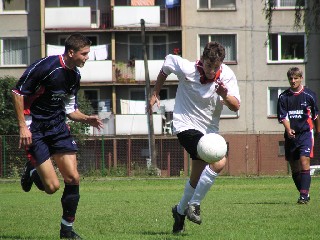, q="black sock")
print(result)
[292,171,301,192]
[300,170,311,198]
[61,183,80,223]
